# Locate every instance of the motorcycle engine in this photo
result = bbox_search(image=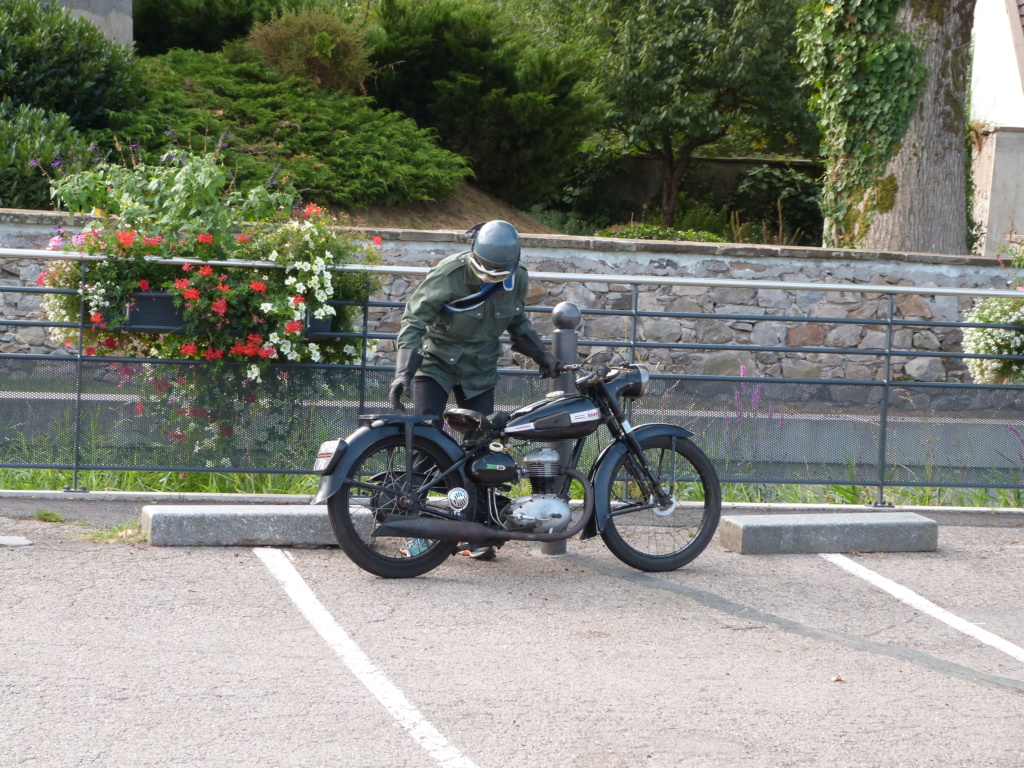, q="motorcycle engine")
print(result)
[502,447,572,532]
